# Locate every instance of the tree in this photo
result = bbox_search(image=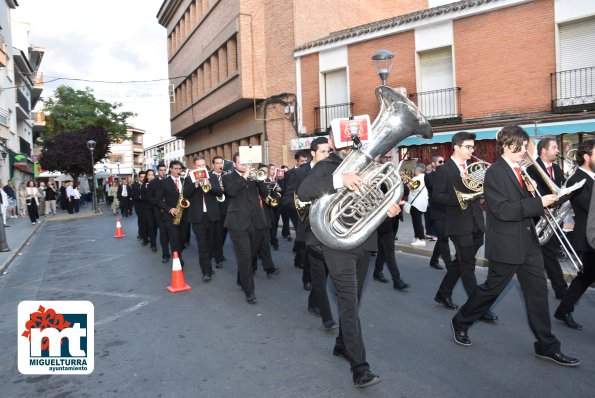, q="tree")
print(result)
[42,85,135,143]
[39,126,110,181]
